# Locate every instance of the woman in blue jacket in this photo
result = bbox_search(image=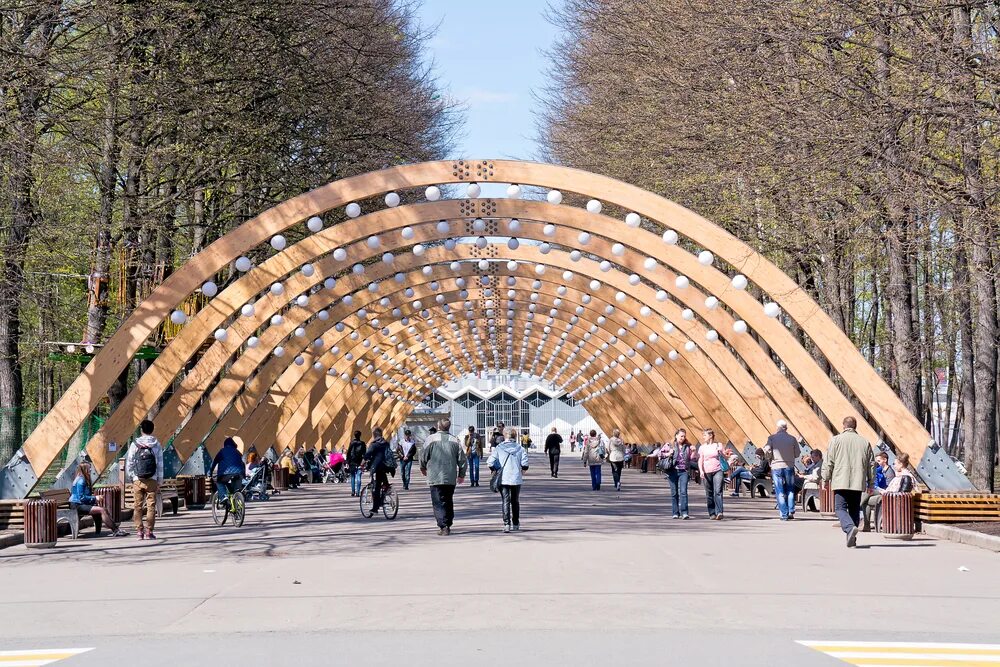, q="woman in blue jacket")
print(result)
[70,463,128,537]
